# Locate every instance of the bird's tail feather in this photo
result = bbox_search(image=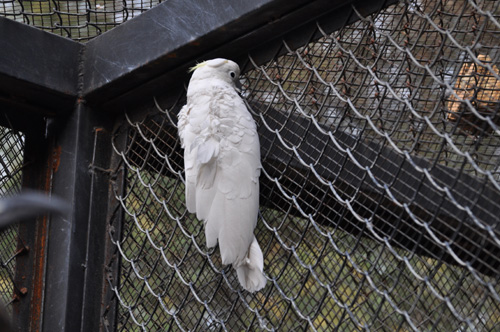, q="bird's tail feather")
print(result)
[235,237,266,292]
